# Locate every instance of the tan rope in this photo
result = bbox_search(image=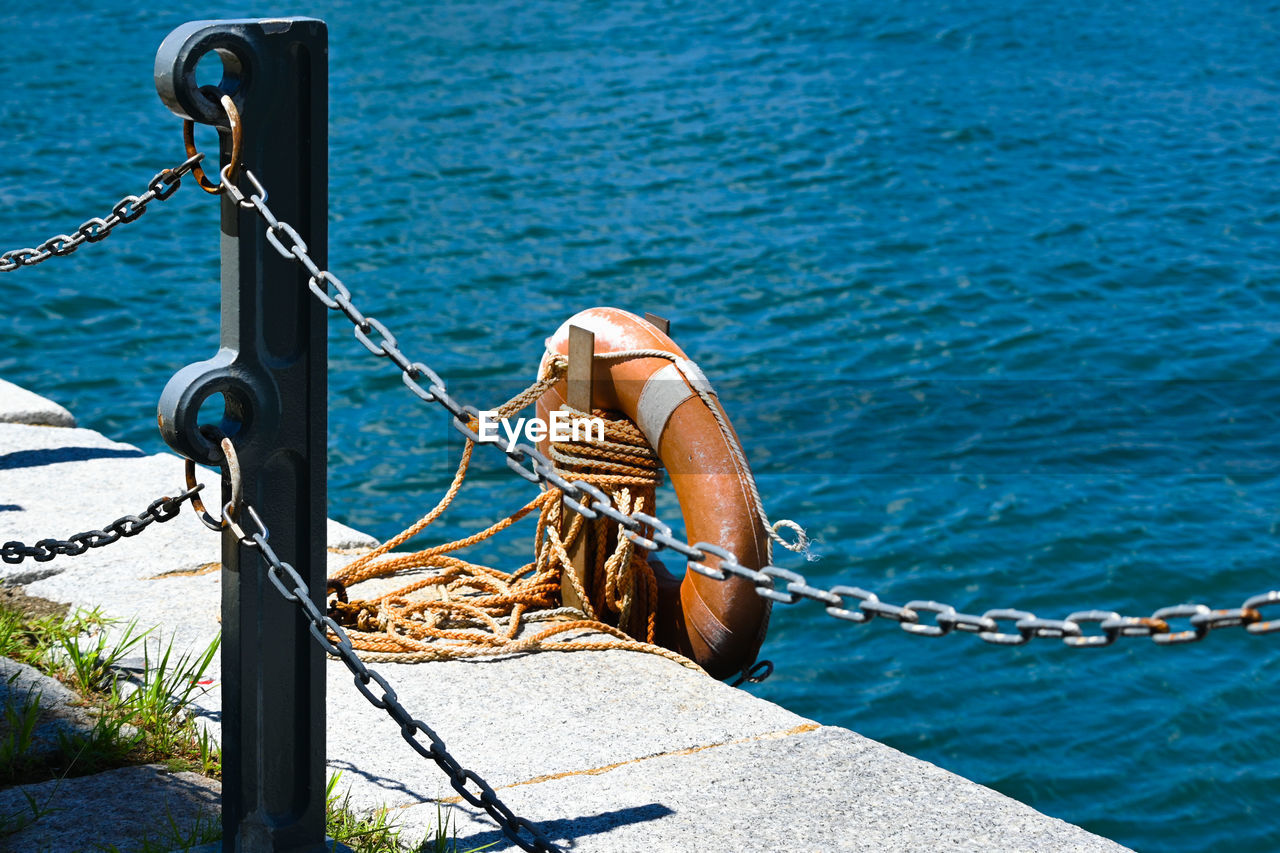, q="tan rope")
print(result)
[325,361,702,672]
